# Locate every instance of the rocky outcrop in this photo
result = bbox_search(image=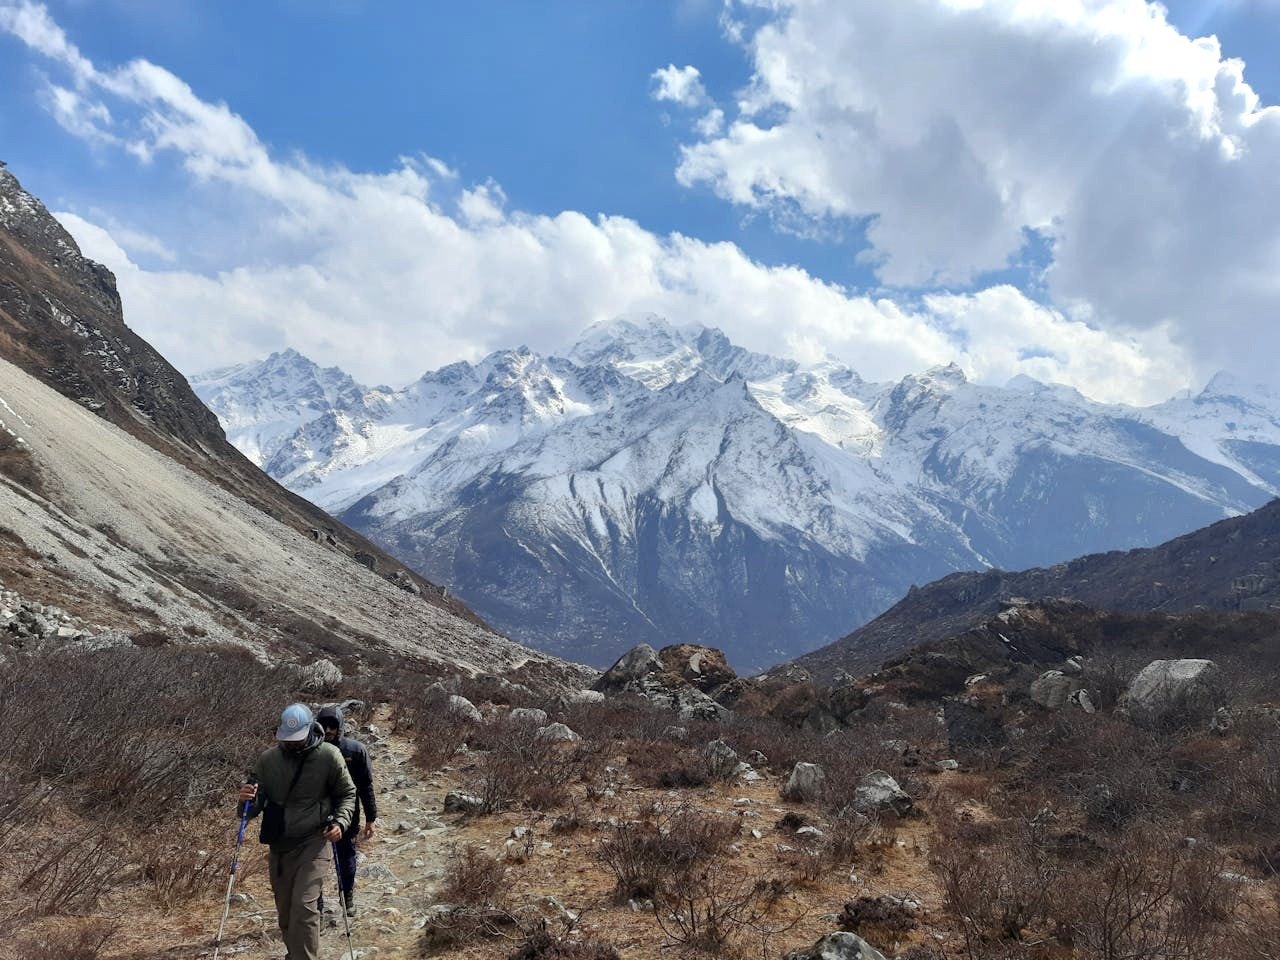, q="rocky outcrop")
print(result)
[783,762,827,803]
[657,644,736,692]
[1124,659,1225,727]
[852,771,913,816]
[783,931,888,960]
[1030,669,1084,709]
